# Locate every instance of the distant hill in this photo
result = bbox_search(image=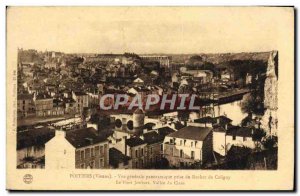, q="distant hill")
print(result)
[145,51,272,65]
